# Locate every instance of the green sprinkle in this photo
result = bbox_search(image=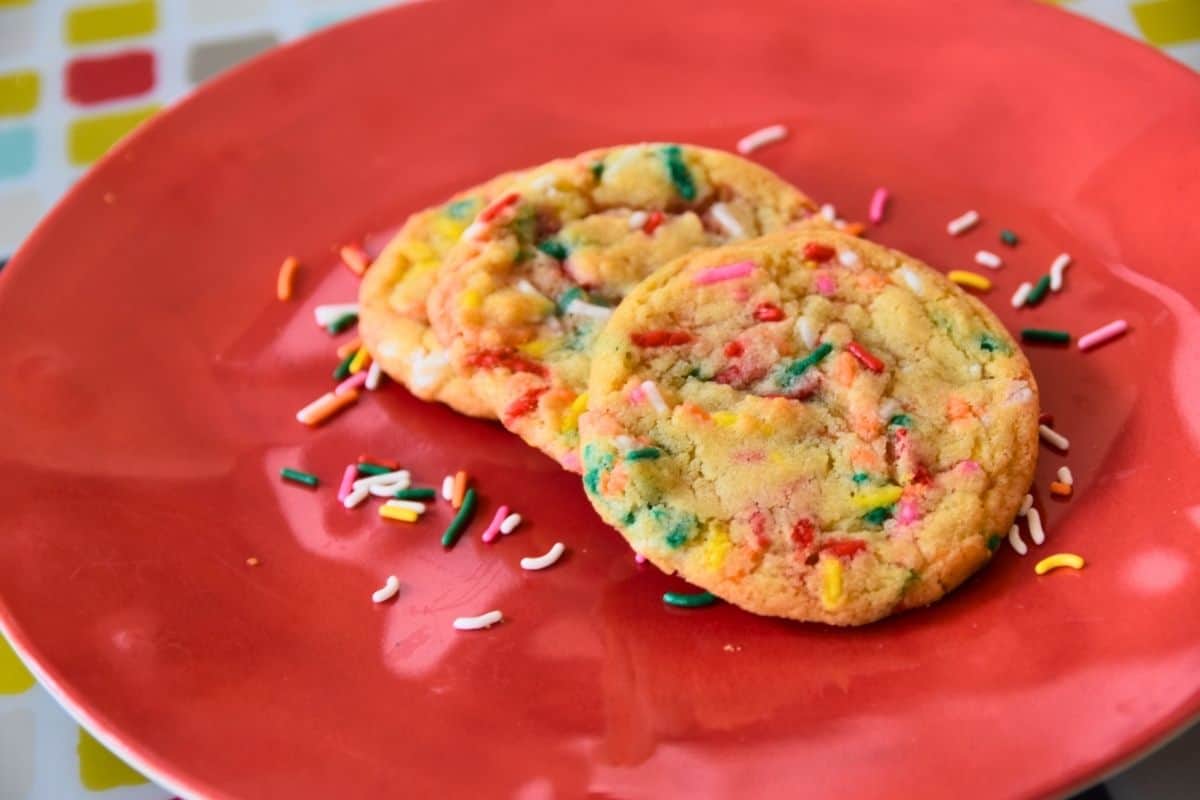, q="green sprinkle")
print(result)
[326,311,358,335]
[666,530,688,548]
[1026,274,1052,306]
[332,349,356,381]
[852,471,870,484]
[888,414,911,428]
[537,239,568,260]
[394,487,436,501]
[590,161,604,180]
[999,229,1019,247]
[978,333,1011,354]
[626,447,662,461]
[661,145,696,201]
[863,506,893,525]
[356,462,393,476]
[663,590,717,608]
[902,569,922,591]
[621,510,637,525]
[783,342,834,382]
[1021,328,1070,344]
[445,198,478,220]
[557,286,584,314]
[280,467,318,488]
[440,488,477,548]
[986,534,1002,551]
